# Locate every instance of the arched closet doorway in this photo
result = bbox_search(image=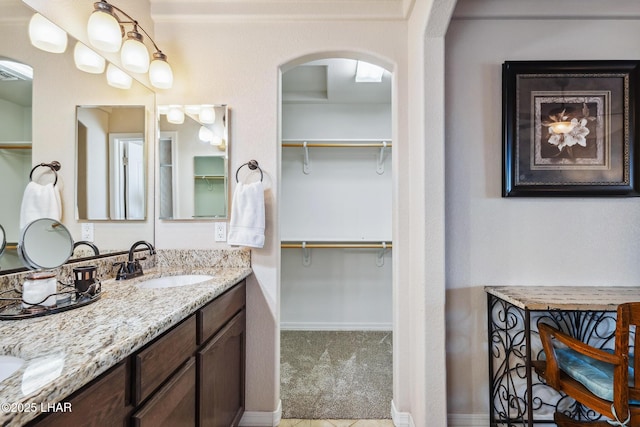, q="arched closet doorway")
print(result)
[279,55,394,420]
